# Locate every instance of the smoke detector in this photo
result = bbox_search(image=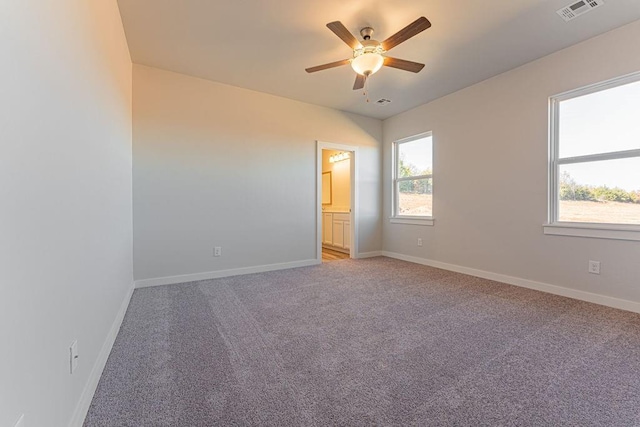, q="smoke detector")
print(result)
[557,0,604,22]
